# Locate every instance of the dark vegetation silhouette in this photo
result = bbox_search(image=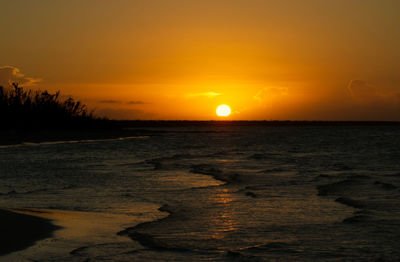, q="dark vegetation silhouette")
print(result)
[0,83,112,130]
